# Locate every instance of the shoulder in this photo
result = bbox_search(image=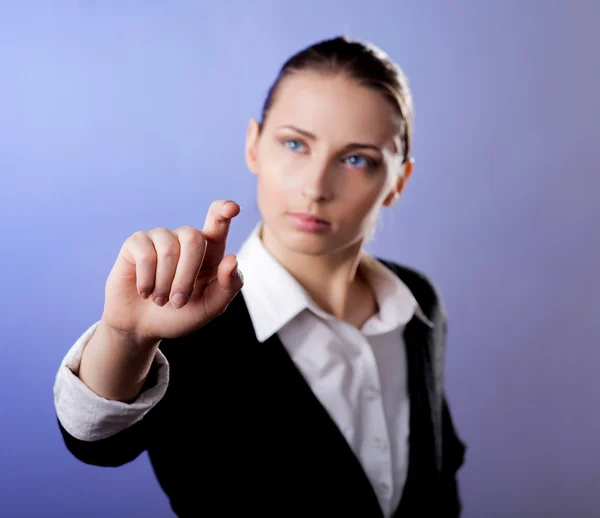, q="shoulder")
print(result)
[375,257,447,327]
